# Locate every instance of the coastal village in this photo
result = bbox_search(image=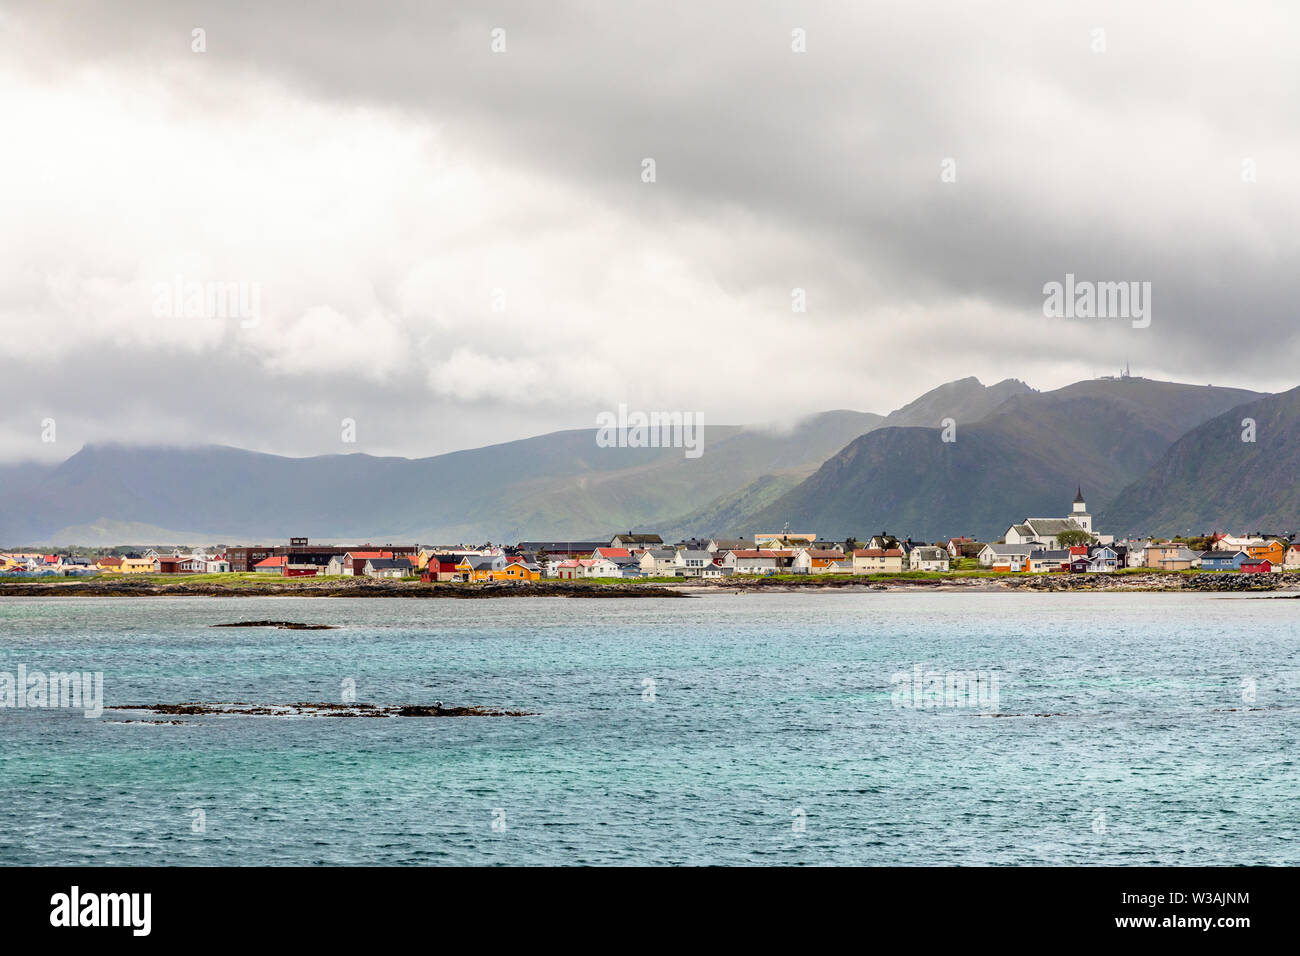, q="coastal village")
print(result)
[2,491,1298,582]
